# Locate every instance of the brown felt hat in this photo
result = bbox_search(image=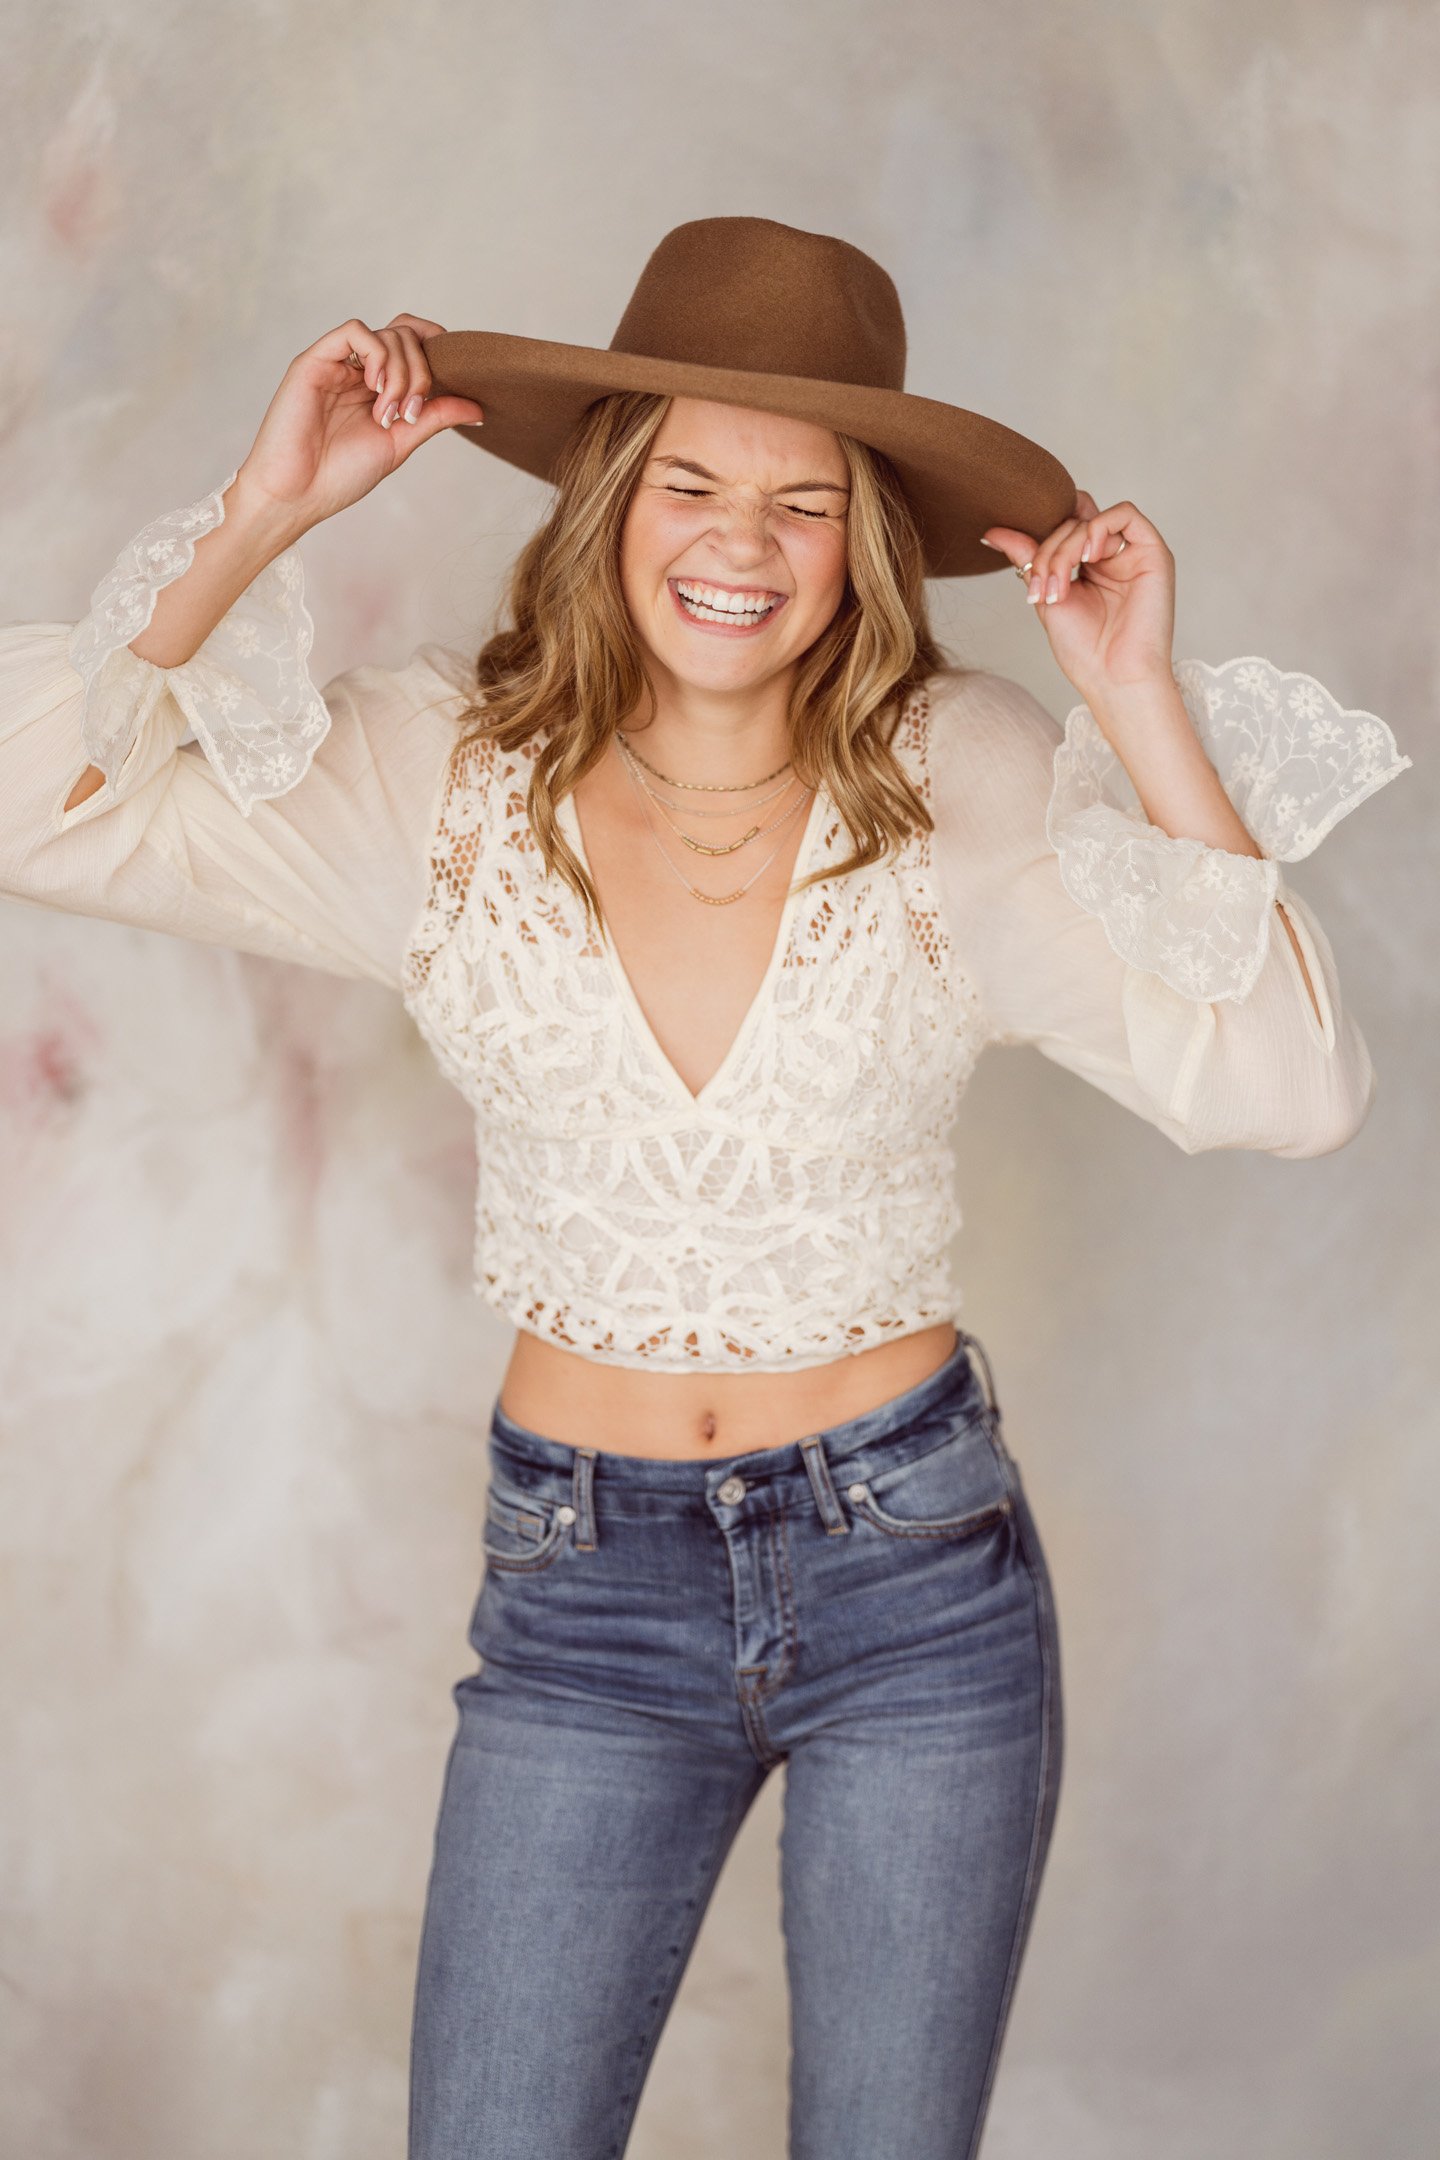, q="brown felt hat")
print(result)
[423,217,1076,579]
